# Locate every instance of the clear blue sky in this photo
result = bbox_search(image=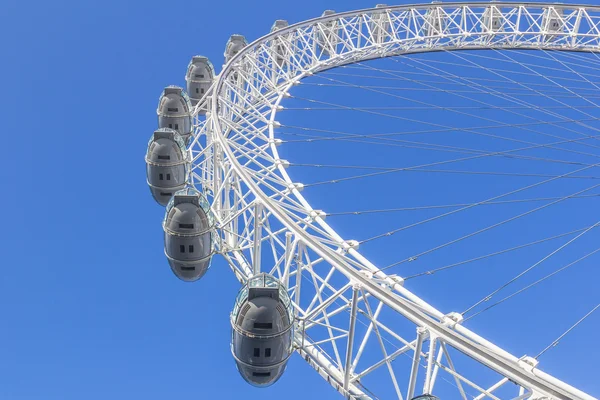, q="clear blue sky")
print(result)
[1,0,598,399]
